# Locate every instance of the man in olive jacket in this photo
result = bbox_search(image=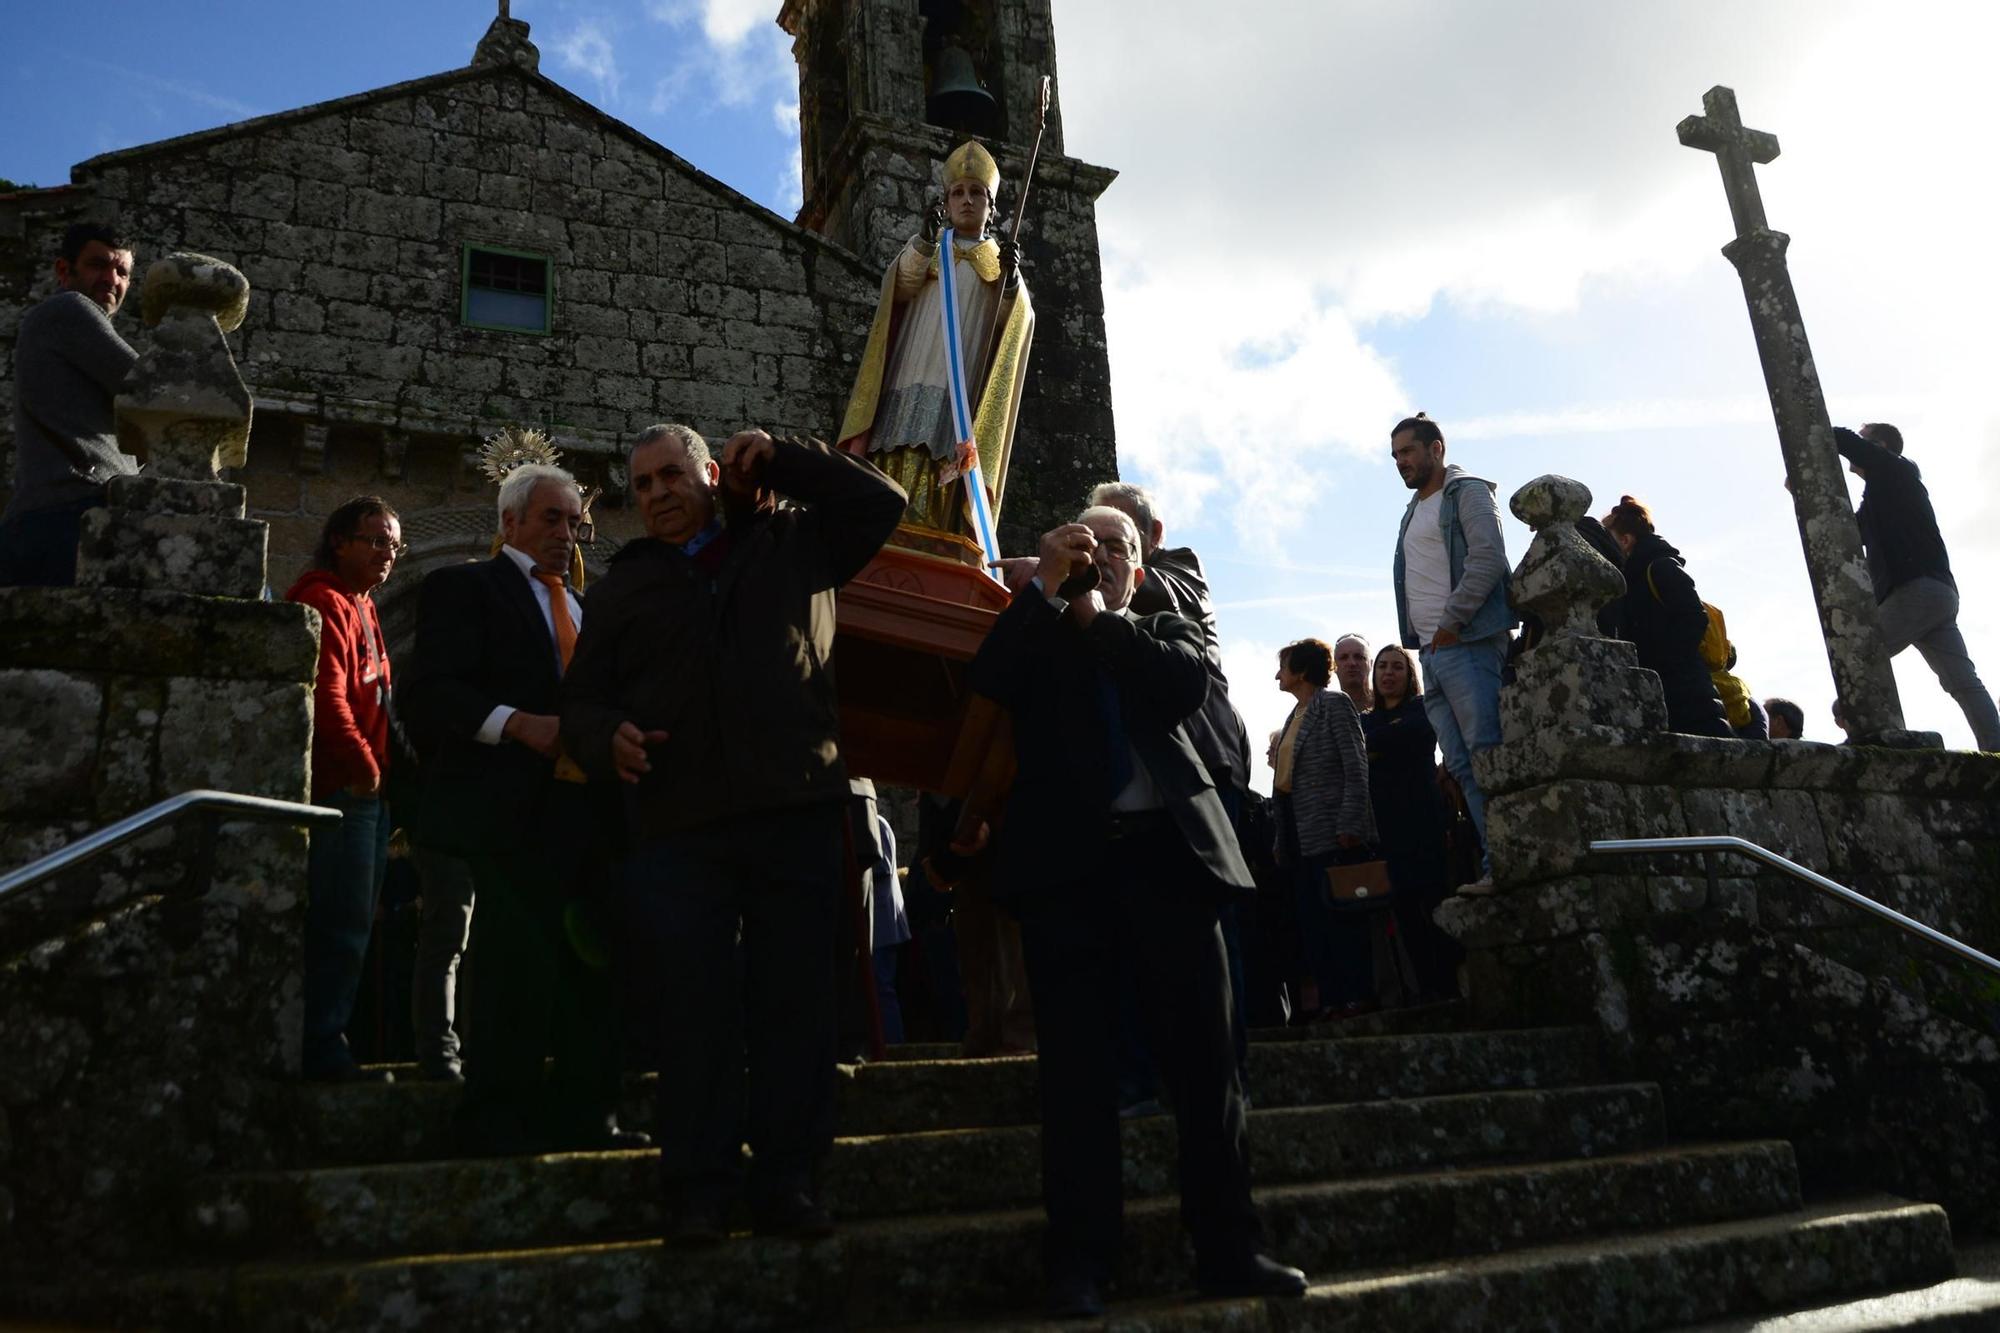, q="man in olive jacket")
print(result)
[561,423,903,1241]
